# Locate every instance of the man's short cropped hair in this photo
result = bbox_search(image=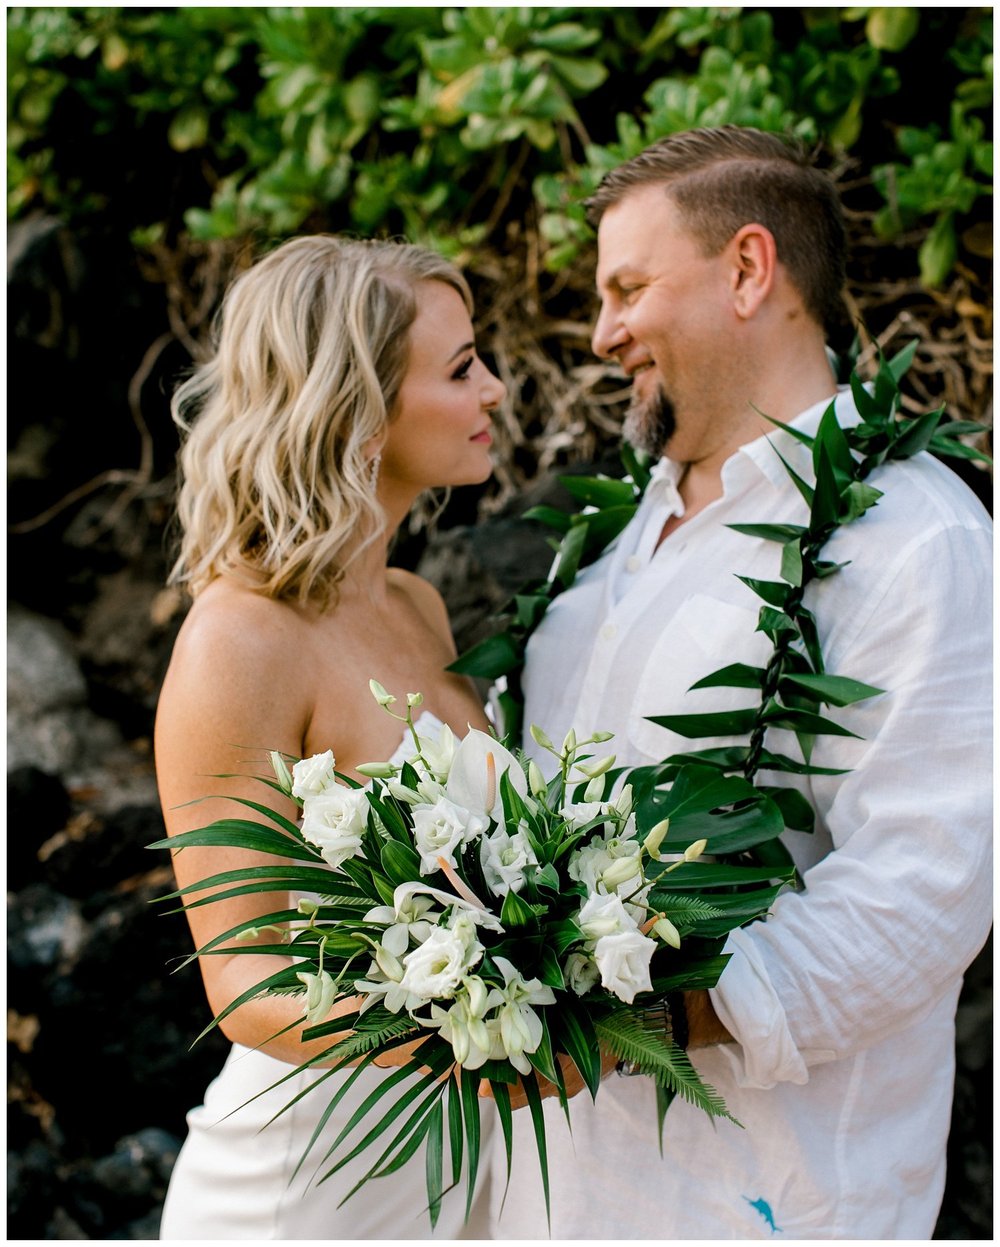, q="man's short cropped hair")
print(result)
[585,126,847,334]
